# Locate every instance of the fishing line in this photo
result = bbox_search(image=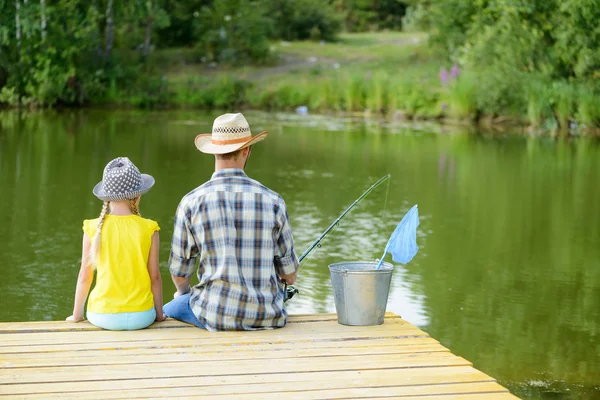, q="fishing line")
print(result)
[284,174,391,302]
[297,174,391,271]
[379,176,391,226]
